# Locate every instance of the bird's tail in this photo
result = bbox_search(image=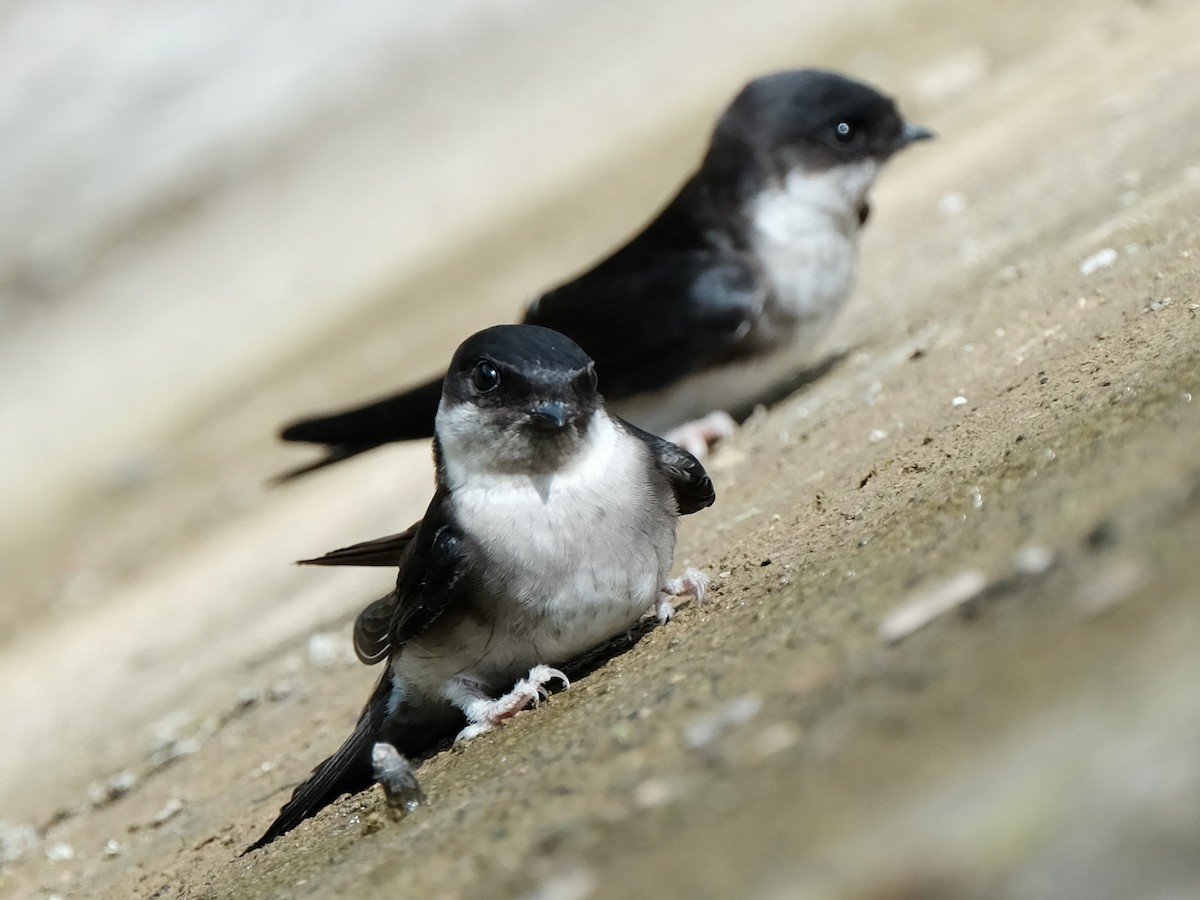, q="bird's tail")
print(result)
[274,375,444,481]
[244,671,392,853]
[244,669,459,852]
